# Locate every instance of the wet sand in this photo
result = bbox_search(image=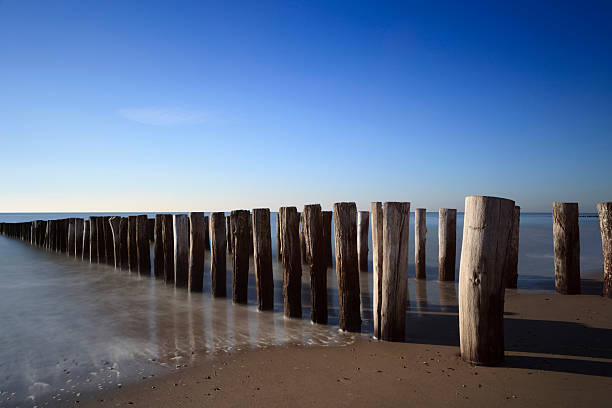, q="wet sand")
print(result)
[82,291,612,407]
